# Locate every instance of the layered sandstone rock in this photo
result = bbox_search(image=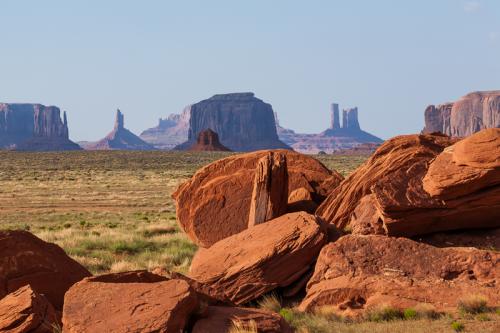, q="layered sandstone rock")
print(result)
[83,110,155,150]
[188,128,231,152]
[0,285,59,333]
[287,187,318,214]
[422,90,500,137]
[248,152,288,227]
[189,212,328,305]
[62,272,200,333]
[0,103,81,151]
[299,235,500,315]
[175,93,290,152]
[173,149,342,247]
[318,130,500,236]
[0,231,91,310]
[192,306,293,333]
[140,107,191,150]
